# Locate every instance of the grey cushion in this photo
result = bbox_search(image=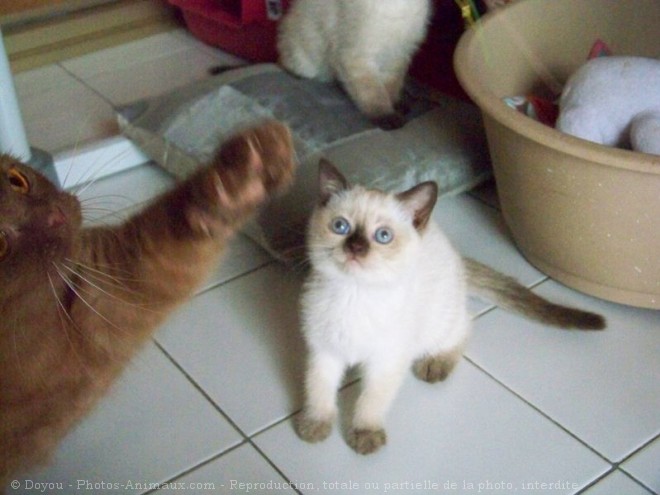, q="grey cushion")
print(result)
[117,64,491,261]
